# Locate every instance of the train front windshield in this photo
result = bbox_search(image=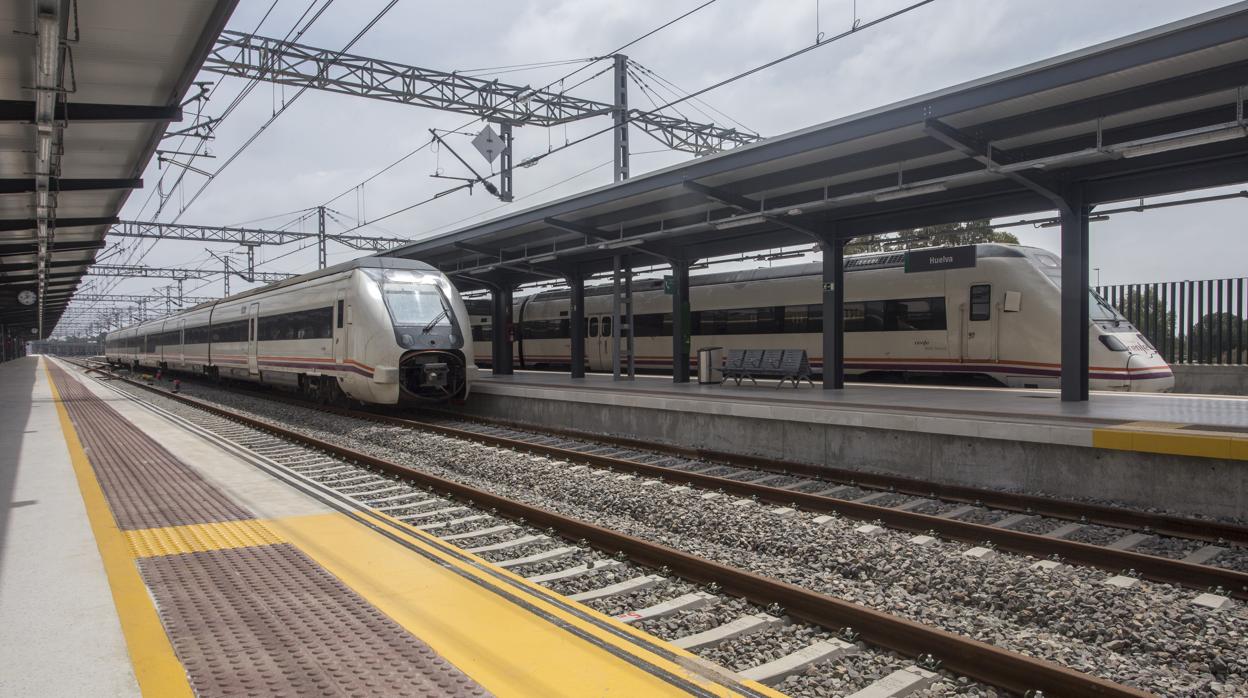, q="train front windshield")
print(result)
[366,269,453,328]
